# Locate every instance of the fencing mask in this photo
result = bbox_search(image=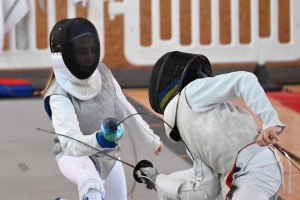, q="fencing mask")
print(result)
[49,18,102,100]
[148,51,212,115]
[50,18,100,80]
